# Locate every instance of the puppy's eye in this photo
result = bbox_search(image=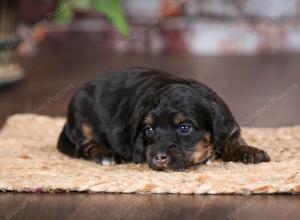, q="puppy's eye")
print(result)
[178,123,192,135]
[144,126,154,138]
